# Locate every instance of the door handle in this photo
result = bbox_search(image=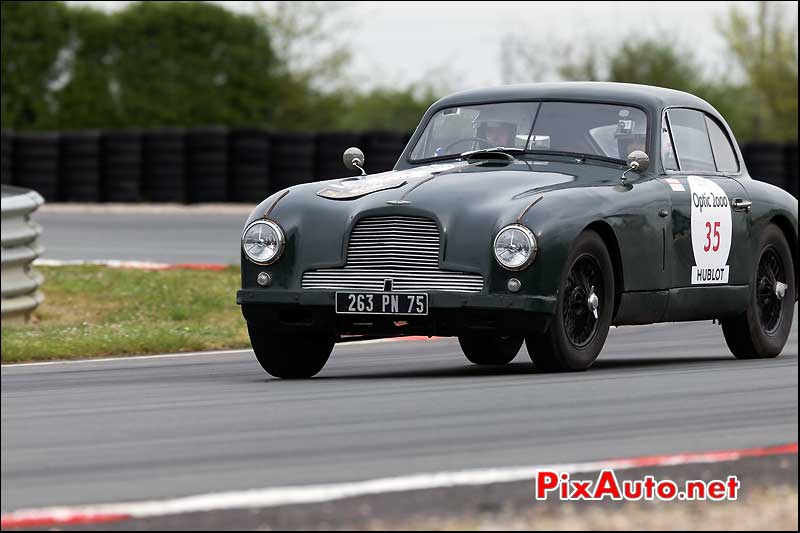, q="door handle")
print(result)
[731,198,752,212]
